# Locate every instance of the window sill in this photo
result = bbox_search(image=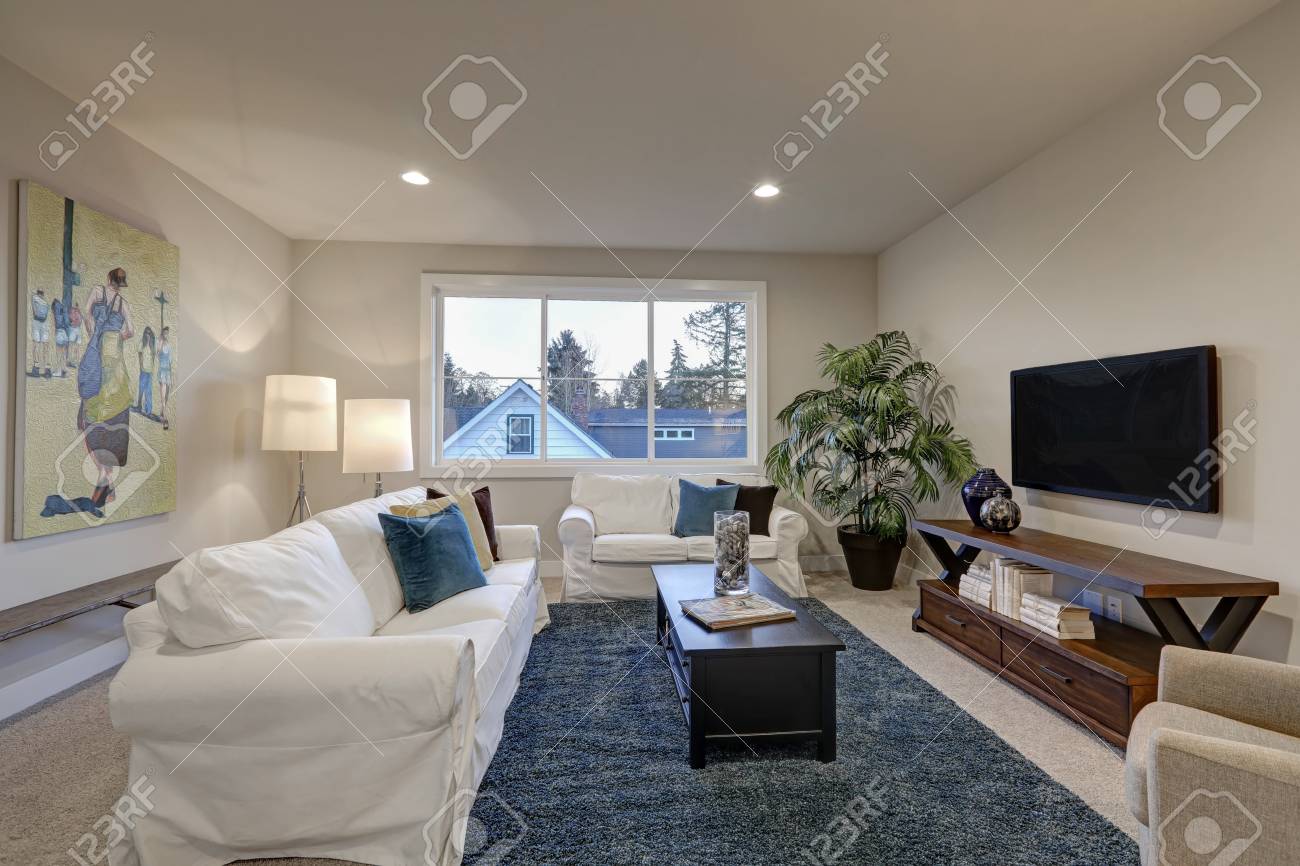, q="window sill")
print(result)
[422,462,763,480]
